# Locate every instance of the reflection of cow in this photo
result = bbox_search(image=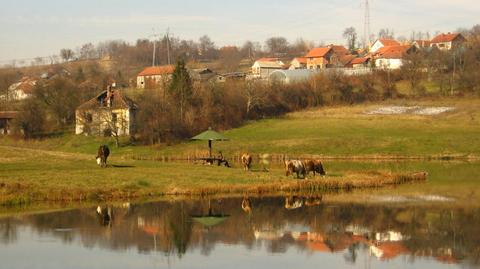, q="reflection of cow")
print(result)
[285,196,304,210]
[241,197,252,214]
[304,159,326,177]
[96,145,110,168]
[96,205,113,226]
[241,153,252,171]
[285,160,306,179]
